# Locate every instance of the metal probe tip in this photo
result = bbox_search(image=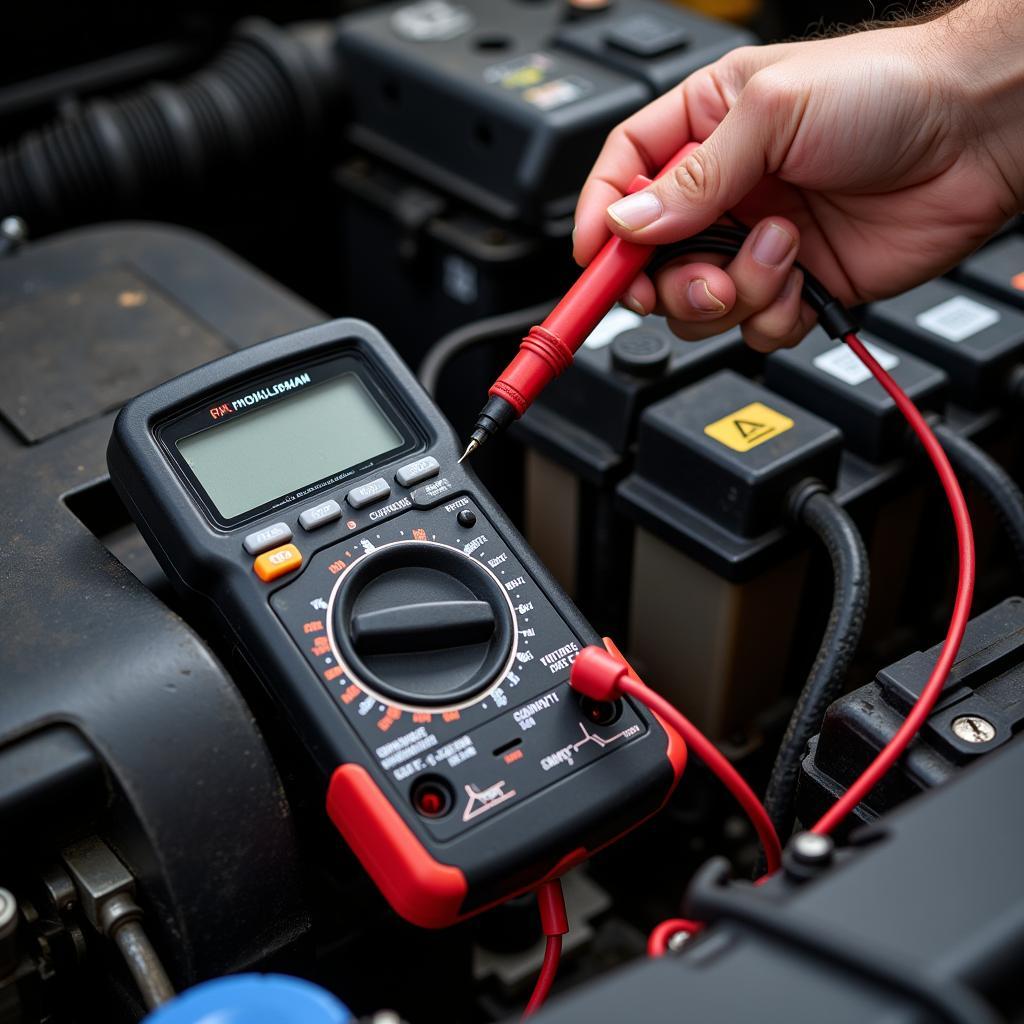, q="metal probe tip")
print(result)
[459,438,480,463]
